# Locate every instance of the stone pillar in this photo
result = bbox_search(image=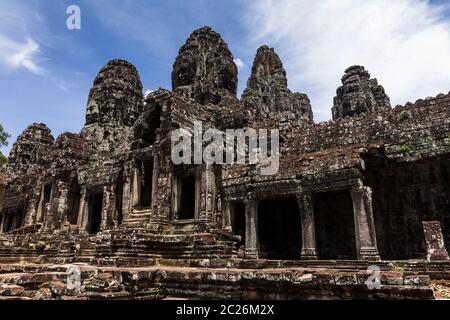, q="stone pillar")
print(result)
[132,165,141,211]
[102,185,115,229]
[204,165,215,225]
[0,171,6,212]
[0,214,4,233]
[351,184,380,261]
[222,201,232,231]
[77,187,89,232]
[151,155,159,209]
[36,184,45,223]
[24,186,40,227]
[244,198,259,259]
[122,165,134,220]
[422,221,450,261]
[297,192,318,260]
[54,181,69,229]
